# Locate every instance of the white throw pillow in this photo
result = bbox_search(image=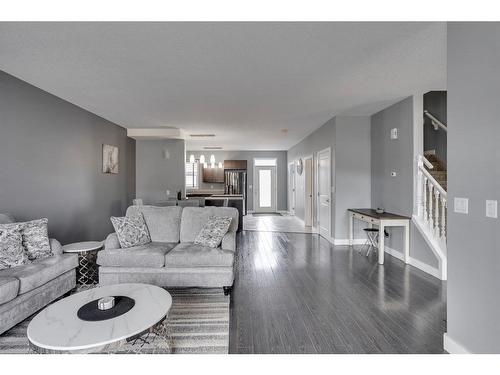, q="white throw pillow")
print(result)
[111,214,151,248]
[0,224,29,270]
[20,218,52,260]
[194,216,232,248]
